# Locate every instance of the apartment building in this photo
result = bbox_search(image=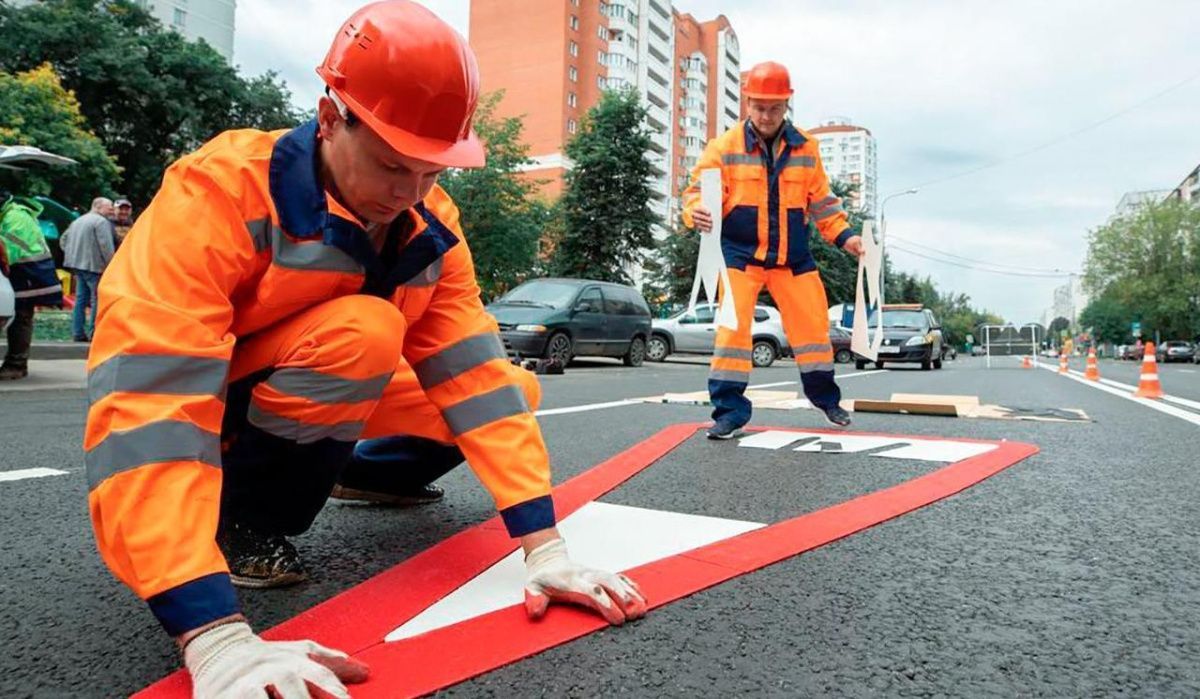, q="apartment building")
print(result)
[810,117,877,215]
